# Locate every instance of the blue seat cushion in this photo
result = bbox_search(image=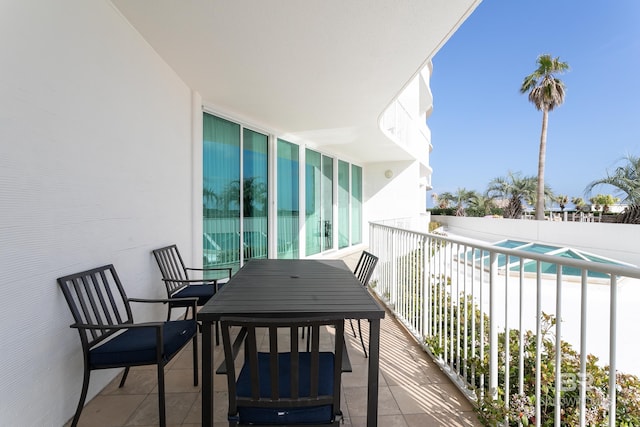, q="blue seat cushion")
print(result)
[172,284,217,306]
[235,352,336,425]
[89,319,196,368]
